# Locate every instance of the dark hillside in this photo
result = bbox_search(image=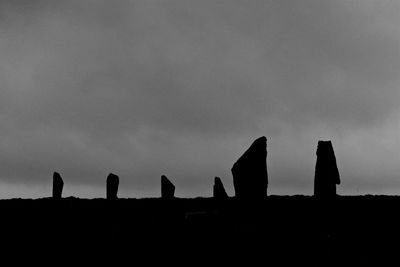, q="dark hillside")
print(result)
[0,196,398,266]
